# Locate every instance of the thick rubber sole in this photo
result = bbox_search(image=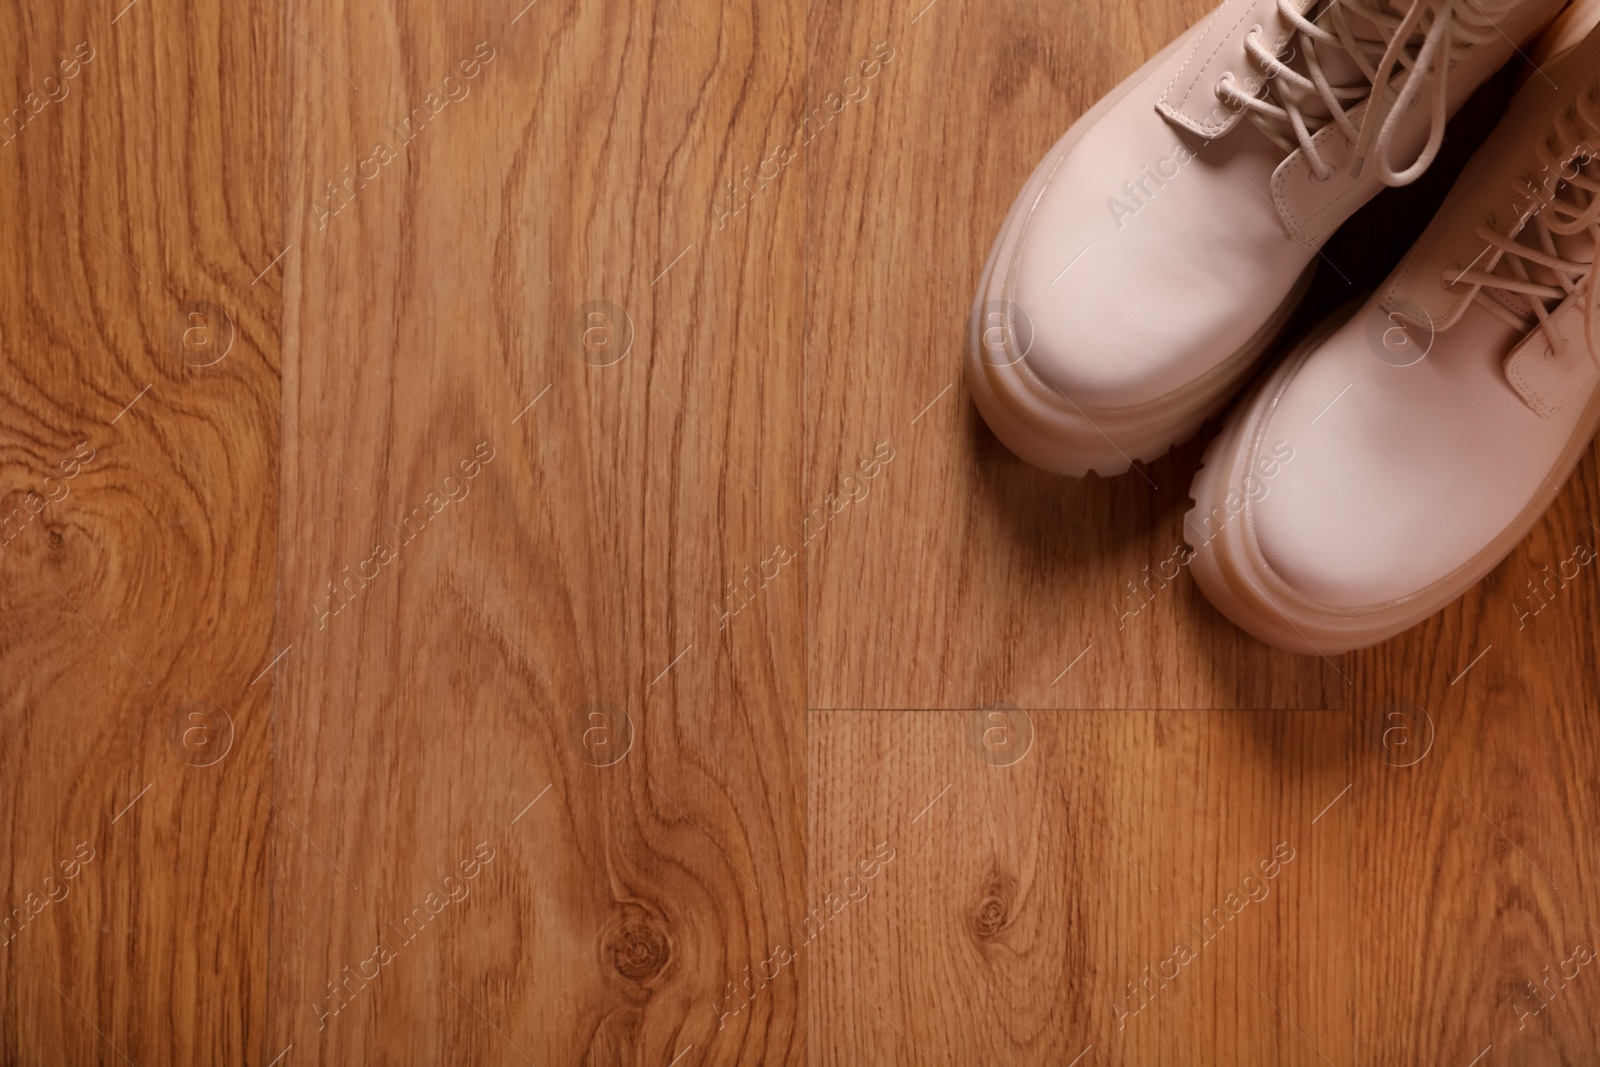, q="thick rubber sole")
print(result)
[967,257,1316,478]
